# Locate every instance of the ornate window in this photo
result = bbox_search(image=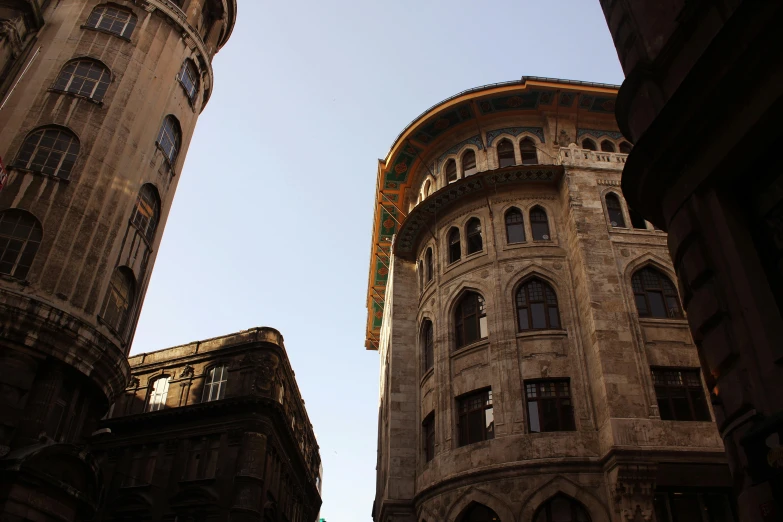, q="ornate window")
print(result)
[581,138,597,151]
[600,139,616,152]
[15,127,79,179]
[157,115,181,165]
[177,59,200,102]
[525,380,575,433]
[130,184,160,243]
[466,218,483,254]
[629,206,647,229]
[505,207,525,244]
[457,389,493,446]
[516,278,560,331]
[85,5,137,38]
[448,227,461,263]
[652,368,711,421]
[0,210,42,280]
[605,193,625,227]
[422,320,434,372]
[619,141,632,154]
[203,365,228,402]
[52,59,111,101]
[425,247,433,282]
[534,495,591,522]
[100,267,135,334]
[530,206,550,240]
[519,137,538,165]
[445,159,457,184]
[462,149,477,177]
[632,267,683,318]
[147,376,170,412]
[497,138,515,168]
[455,291,487,348]
[422,411,435,462]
